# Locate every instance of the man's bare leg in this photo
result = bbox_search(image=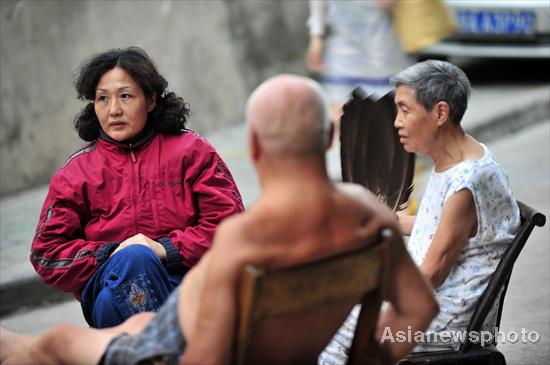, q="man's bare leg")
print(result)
[1,312,155,365]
